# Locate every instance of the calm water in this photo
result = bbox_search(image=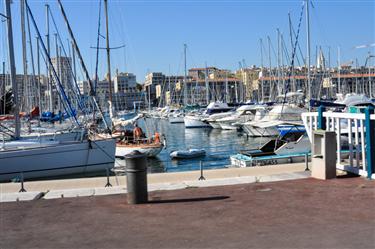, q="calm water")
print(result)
[133,118,268,173]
